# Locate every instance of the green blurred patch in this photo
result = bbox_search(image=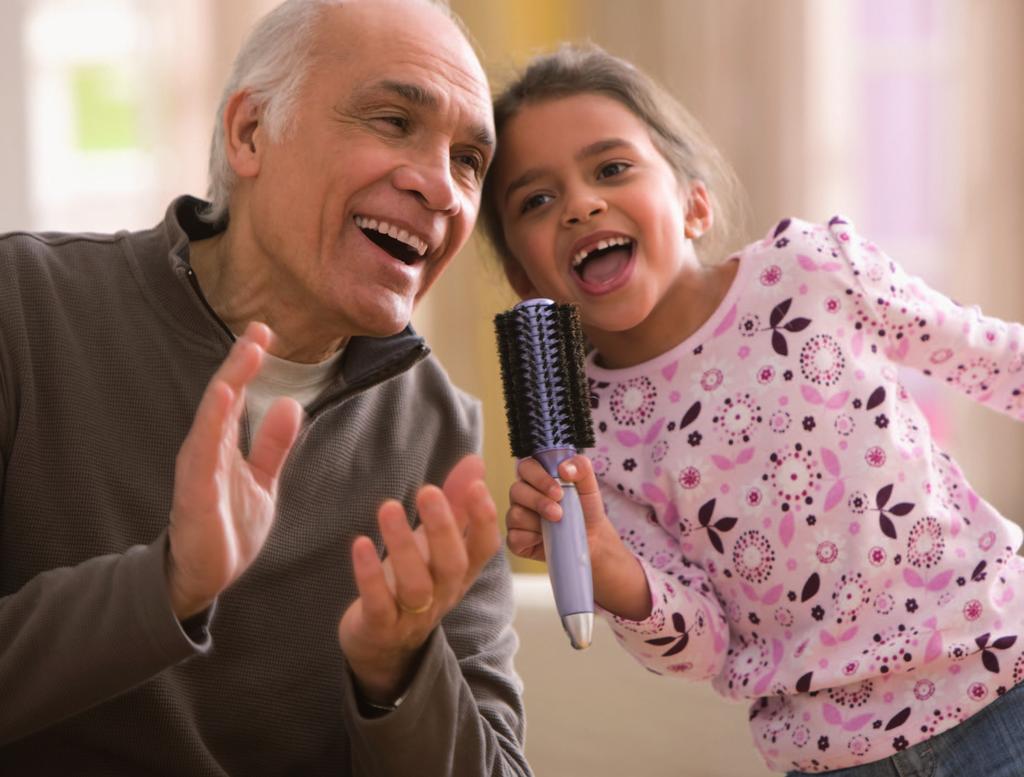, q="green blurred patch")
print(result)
[72,64,139,151]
